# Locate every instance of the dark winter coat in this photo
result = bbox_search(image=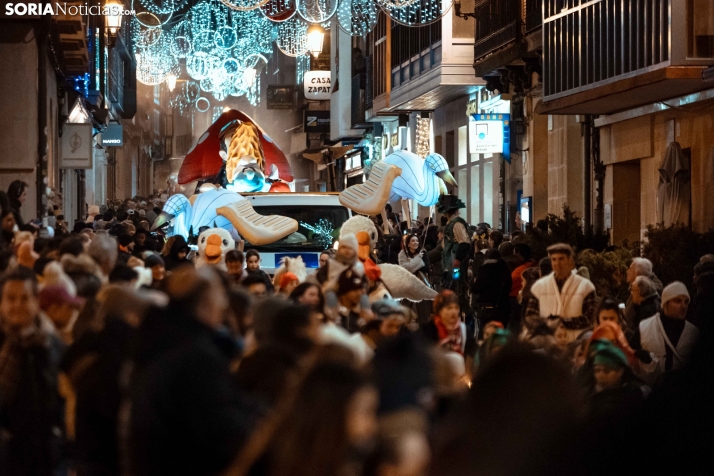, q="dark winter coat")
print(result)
[127,307,260,476]
[0,321,65,476]
[627,294,661,333]
[163,236,193,272]
[471,258,512,325]
[60,317,137,476]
